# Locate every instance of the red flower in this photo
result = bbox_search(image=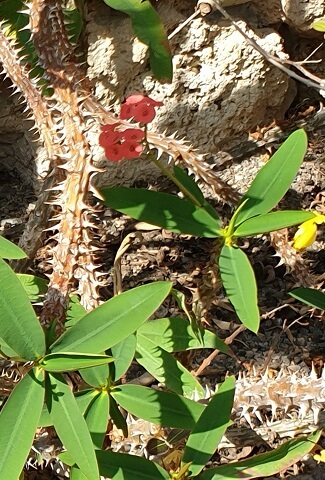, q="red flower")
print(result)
[120,95,163,124]
[99,118,147,162]
[99,123,121,148]
[104,144,123,162]
[120,141,143,159]
[122,128,145,142]
[120,103,134,120]
[125,94,147,105]
[99,130,120,147]
[132,103,156,123]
